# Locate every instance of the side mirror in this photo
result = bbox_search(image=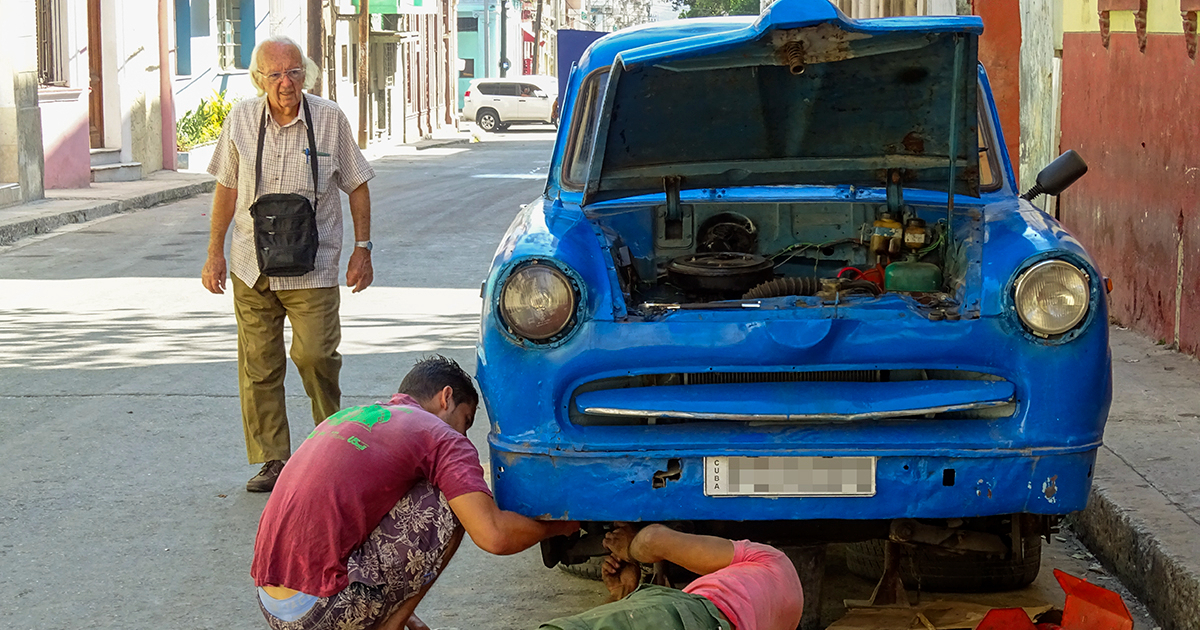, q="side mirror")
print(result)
[1021,150,1088,201]
[534,90,548,98]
